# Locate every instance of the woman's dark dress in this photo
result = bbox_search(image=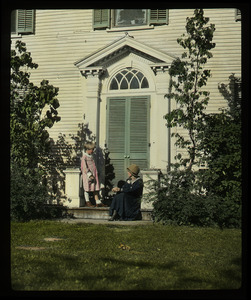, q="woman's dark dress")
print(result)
[109,178,144,221]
